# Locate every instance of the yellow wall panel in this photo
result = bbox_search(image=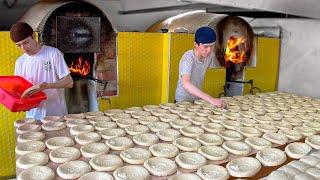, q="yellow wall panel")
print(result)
[100,32,164,110]
[244,37,280,94]
[0,32,25,177]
